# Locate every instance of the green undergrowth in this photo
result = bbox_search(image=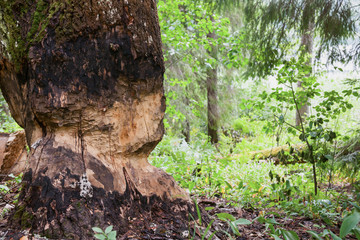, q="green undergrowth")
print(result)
[0,94,22,132]
[150,126,360,234]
